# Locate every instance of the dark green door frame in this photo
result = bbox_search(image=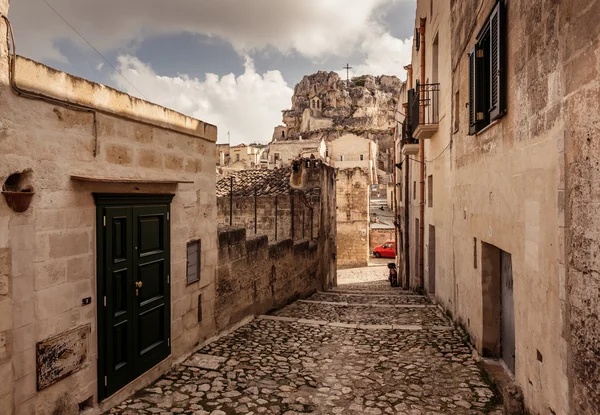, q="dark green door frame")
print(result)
[94,193,174,401]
